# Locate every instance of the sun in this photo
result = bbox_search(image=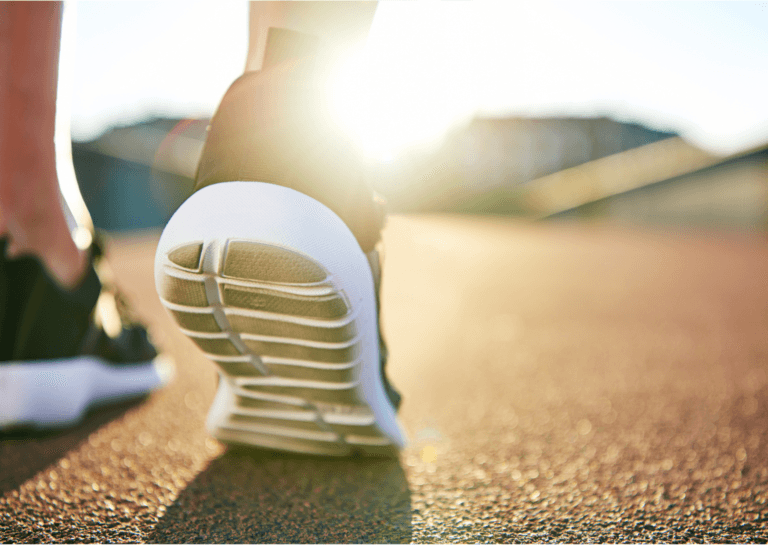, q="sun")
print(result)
[327,48,475,164]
